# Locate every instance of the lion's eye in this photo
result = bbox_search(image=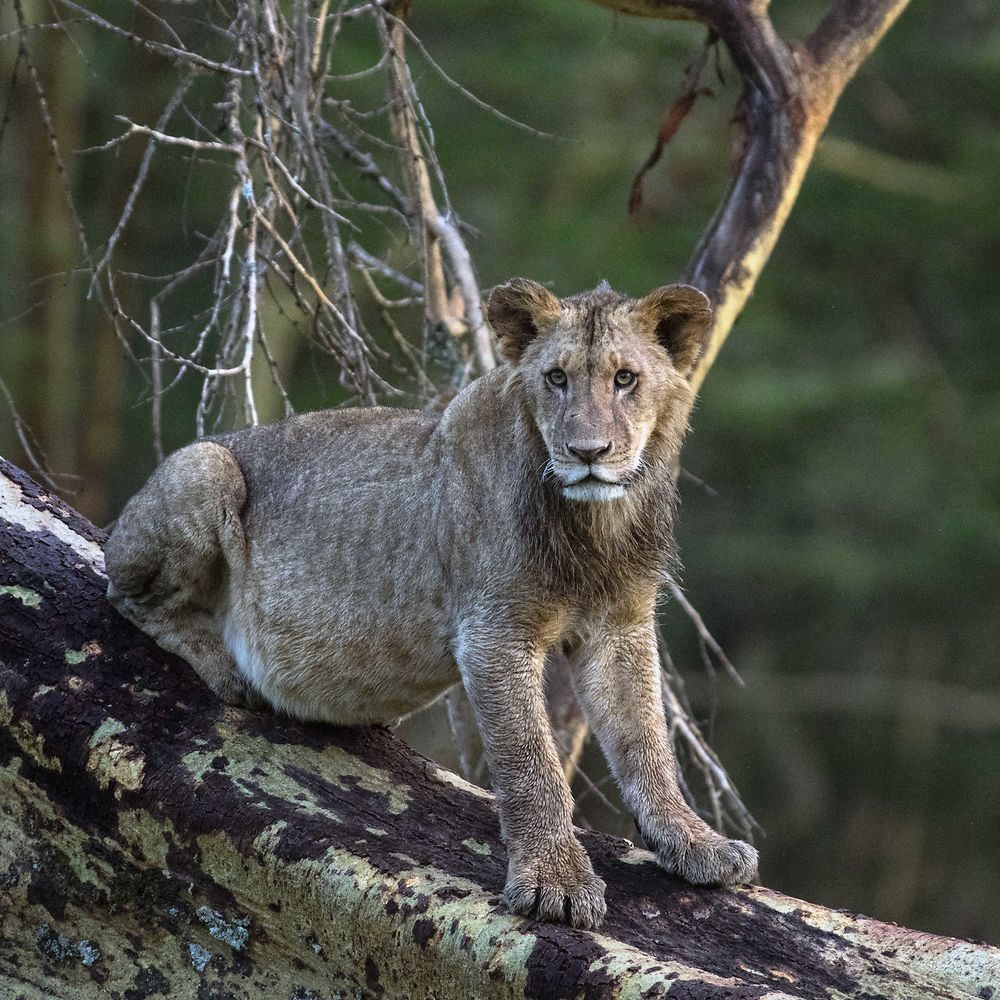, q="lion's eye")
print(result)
[614,369,637,389]
[546,368,567,389]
